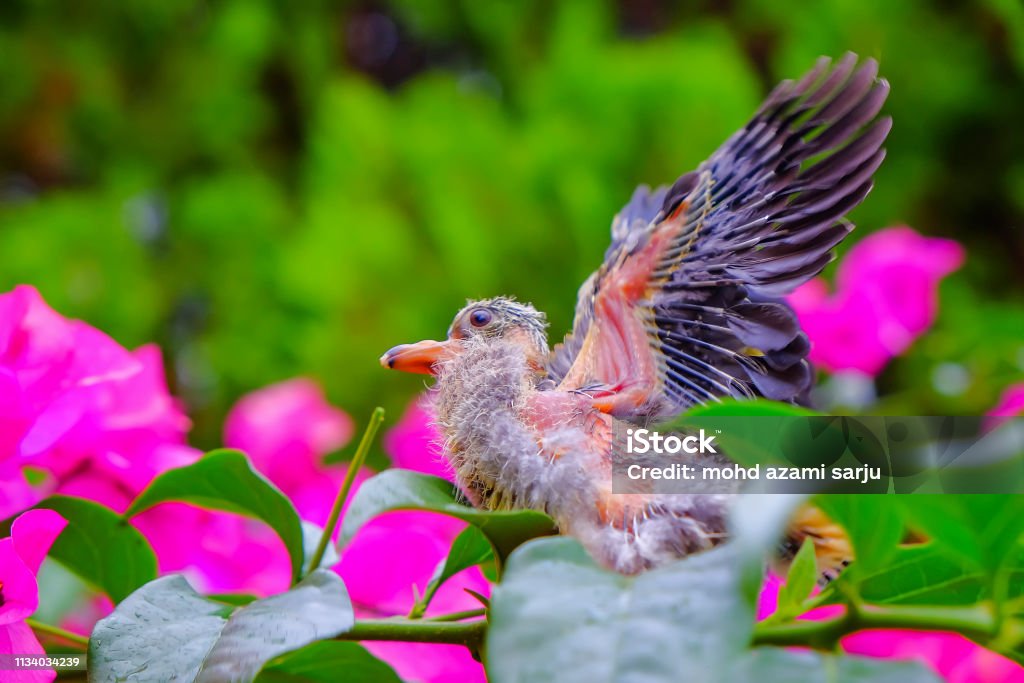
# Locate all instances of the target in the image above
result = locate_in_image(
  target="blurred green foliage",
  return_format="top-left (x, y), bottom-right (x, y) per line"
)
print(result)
top-left (2, 0), bottom-right (1023, 447)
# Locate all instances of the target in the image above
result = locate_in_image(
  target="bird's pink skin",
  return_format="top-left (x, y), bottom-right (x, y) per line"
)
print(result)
top-left (517, 391), bottom-right (648, 529)
top-left (558, 199), bottom-right (692, 415)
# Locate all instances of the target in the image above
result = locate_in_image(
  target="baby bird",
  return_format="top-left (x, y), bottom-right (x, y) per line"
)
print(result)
top-left (382, 54), bottom-right (888, 578)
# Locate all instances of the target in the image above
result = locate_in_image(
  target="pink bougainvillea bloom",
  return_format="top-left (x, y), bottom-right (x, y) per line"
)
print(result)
top-left (383, 400), bottom-right (453, 482)
top-left (0, 286), bottom-right (279, 616)
top-left (835, 227), bottom-right (964, 334)
top-left (132, 502), bottom-right (294, 597)
top-left (788, 281), bottom-right (894, 377)
top-left (758, 573), bottom-right (1024, 682)
top-left (363, 640), bottom-right (487, 683)
top-left (756, 572), bottom-right (783, 620)
top-left (225, 377), bottom-right (353, 482)
top-left (337, 510), bottom-right (488, 616)
top-left (0, 285), bottom-right (210, 638)
top-left (225, 378), bottom-right (354, 522)
top-left (0, 509), bottom-right (68, 683)
top-left (37, 344), bottom-right (195, 511)
top-left (0, 285), bottom-right (147, 460)
top-left (986, 383), bottom-right (1024, 430)
top-left (843, 630), bottom-right (1024, 683)
top-left (0, 464), bottom-right (38, 521)
top-left (788, 227), bottom-right (965, 376)
top-left (0, 285), bottom-right (196, 514)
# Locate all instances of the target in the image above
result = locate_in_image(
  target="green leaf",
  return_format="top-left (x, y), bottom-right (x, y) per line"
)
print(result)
top-left (487, 536), bottom-right (752, 682)
top-left (89, 570), bottom-right (354, 682)
top-left (1, 496), bottom-right (157, 604)
top-left (412, 525), bottom-right (495, 617)
top-left (816, 495), bottom-right (905, 575)
top-left (89, 575), bottom-right (231, 682)
top-left (435, 525), bottom-right (495, 586)
top-left (339, 469), bottom-right (555, 564)
top-left (682, 398), bottom-right (820, 418)
top-left (731, 647), bottom-right (941, 682)
top-left (832, 544), bottom-right (986, 606)
top-left (124, 449), bottom-right (306, 583)
top-left (660, 402), bottom-right (822, 473)
top-left (256, 642), bottom-right (402, 683)
top-left (771, 538), bottom-right (818, 622)
top-left (488, 536), bottom-right (940, 682)
top-left (899, 496), bottom-right (1024, 573)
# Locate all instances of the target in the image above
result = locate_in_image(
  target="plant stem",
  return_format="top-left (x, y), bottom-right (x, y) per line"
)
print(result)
top-left (408, 582), bottom-right (438, 619)
top-left (338, 618), bottom-right (486, 649)
top-left (307, 407), bottom-right (385, 577)
top-left (26, 618), bottom-right (89, 648)
top-left (426, 608), bottom-right (487, 622)
top-left (752, 603), bottom-right (996, 650)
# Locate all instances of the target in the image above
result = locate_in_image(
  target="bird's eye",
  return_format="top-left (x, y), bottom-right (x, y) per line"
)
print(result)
top-left (469, 308), bottom-right (492, 327)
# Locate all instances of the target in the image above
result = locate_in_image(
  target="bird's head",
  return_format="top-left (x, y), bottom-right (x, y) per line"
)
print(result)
top-left (380, 297), bottom-right (549, 376)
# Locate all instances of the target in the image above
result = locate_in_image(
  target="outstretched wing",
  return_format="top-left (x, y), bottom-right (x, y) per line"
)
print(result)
top-left (547, 53), bottom-right (890, 417)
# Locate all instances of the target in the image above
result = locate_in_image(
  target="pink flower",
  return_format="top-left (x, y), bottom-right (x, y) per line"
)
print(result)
top-left (338, 511), bottom-right (488, 616)
top-left (133, 503), bottom-right (293, 597)
top-left (986, 384), bottom-right (1024, 430)
top-left (0, 287), bottom-right (273, 617)
top-left (0, 285), bottom-right (196, 513)
top-left (384, 400), bottom-right (453, 482)
top-left (0, 509), bottom-right (68, 683)
top-left (789, 227), bottom-right (964, 376)
top-left (363, 640), bottom-right (486, 683)
top-left (0, 465), bottom-right (38, 521)
top-left (844, 630), bottom-right (1024, 683)
top-left (39, 346), bottom-right (196, 510)
top-left (1, 285), bottom-right (134, 460)
top-left (225, 378), bottom-right (353, 522)
top-left (758, 574), bottom-right (1024, 682)
top-left (0, 286), bottom-right (208, 637)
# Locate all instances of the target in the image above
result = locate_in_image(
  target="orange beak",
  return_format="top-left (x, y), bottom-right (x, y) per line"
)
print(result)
top-left (380, 339), bottom-right (454, 375)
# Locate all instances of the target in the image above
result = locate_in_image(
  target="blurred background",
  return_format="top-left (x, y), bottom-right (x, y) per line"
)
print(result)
top-left (2, 0), bottom-right (1023, 452)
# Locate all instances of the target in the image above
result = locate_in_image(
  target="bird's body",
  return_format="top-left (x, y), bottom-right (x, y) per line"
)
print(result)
top-left (432, 334), bottom-right (735, 573)
top-left (383, 54), bottom-right (889, 579)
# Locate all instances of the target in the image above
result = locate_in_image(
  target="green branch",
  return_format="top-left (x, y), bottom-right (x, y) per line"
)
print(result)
top-left (337, 617), bottom-right (486, 649)
top-left (26, 618), bottom-right (90, 649)
top-left (752, 603), bottom-right (996, 650)
top-left (307, 407), bottom-right (385, 576)
top-left (427, 608), bottom-right (487, 622)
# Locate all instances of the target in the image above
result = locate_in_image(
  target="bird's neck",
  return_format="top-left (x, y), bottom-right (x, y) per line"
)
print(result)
top-left (432, 338), bottom-right (541, 510)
